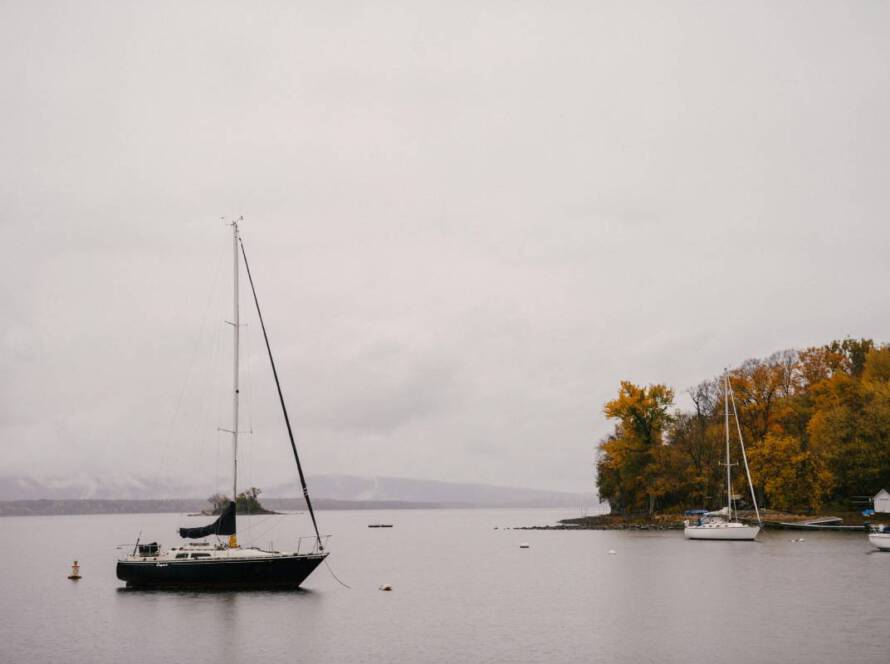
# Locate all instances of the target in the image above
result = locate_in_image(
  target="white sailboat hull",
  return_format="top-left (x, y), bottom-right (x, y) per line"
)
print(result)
top-left (869, 533), bottom-right (890, 550)
top-left (684, 523), bottom-right (760, 540)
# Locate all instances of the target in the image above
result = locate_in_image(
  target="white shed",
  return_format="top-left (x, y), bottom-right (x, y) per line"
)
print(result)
top-left (874, 490), bottom-right (890, 513)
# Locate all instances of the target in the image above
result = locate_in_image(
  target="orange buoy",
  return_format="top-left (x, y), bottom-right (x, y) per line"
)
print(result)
top-left (68, 560), bottom-right (81, 580)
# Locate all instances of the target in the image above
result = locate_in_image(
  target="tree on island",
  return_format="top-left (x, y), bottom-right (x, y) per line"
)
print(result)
top-left (206, 487), bottom-right (274, 515)
top-left (207, 492), bottom-right (229, 515)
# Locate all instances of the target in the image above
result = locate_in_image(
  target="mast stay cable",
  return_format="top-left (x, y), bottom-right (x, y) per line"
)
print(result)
top-left (238, 237), bottom-right (325, 551)
top-left (727, 378), bottom-right (762, 525)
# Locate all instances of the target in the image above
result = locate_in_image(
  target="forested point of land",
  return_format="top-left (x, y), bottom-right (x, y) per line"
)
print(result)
top-left (596, 338), bottom-right (890, 514)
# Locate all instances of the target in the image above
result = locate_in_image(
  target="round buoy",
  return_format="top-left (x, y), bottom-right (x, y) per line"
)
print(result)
top-left (378, 584), bottom-right (392, 591)
top-left (608, 549), bottom-right (617, 555)
top-left (68, 560), bottom-right (81, 580)
top-left (519, 543), bottom-right (530, 548)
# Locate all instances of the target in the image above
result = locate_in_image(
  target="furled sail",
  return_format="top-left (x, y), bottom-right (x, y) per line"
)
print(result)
top-left (178, 501), bottom-right (236, 539)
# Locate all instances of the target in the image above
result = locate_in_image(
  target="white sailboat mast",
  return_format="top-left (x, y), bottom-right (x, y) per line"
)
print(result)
top-left (725, 375), bottom-right (732, 517)
top-left (232, 219), bottom-right (241, 506)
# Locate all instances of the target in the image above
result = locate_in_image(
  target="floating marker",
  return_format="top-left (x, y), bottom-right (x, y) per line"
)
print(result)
top-left (608, 549), bottom-right (617, 555)
top-left (378, 584), bottom-right (392, 591)
top-left (519, 543), bottom-right (530, 549)
top-left (68, 560), bottom-right (81, 580)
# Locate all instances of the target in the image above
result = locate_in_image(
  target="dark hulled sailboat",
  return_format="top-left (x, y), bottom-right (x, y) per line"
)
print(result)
top-left (117, 219), bottom-right (328, 588)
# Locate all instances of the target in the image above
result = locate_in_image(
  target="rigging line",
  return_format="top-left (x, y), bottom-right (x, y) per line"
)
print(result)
top-left (728, 378), bottom-right (762, 525)
top-left (214, 427), bottom-right (221, 500)
top-left (158, 241), bottom-right (225, 470)
top-left (206, 296), bottom-right (228, 498)
top-left (324, 558), bottom-right (351, 589)
top-left (246, 514), bottom-right (286, 544)
top-left (238, 237), bottom-right (325, 551)
top-left (144, 232), bottom-right (225, 536)
top-left (244, 307), bottom-right (256, 436)
top-left (243, 314), bottom-right (256, 538)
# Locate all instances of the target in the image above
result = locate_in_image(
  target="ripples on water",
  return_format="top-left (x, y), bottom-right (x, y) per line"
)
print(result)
top-left (1, 509), bottom-right (887, 663)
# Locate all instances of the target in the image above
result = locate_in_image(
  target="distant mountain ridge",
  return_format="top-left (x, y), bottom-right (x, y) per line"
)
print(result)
top-left (298, 474), bottom-right (593, 507)
top-left (0, 474), bottom-right (595, 508)
top-left (0, 498), bottom-right (459, 517)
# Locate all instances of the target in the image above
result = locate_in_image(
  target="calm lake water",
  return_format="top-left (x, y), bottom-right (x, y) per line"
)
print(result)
top-left (1, 508), bottom-right (887, 663)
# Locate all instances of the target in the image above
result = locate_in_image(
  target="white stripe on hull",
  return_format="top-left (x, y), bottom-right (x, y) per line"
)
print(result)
top-left (684, 524), bottom-right (760, 540)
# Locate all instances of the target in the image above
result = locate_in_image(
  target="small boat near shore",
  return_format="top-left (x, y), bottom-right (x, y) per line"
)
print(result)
top-left (869, 524), bottom-right (890, 550)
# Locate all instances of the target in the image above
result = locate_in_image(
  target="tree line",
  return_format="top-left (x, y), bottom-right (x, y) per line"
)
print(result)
top-left (596, 339), bottom-right (890, 514)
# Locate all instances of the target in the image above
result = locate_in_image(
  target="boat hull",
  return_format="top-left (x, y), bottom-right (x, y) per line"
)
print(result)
top-left (684, 524), bottom-right (760, 540)
top-left (869, 533), bottom-right (890, 551)
top-left (116, 553), bottom-right (327, 589)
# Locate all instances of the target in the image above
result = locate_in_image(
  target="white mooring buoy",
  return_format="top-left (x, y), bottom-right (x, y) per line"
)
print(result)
top-left (378, 584), bottom-right (392, 591)
top-left (68, 560), bottom-right (81, 580)
top-left (608, 549), bottom-right (617, 555)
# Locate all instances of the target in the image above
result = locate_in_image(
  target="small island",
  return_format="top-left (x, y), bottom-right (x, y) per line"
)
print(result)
top-left (201, 487), bottom-right (277, 515)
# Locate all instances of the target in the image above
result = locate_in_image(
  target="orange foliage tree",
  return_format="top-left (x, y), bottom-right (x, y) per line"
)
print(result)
top-left (596, 339), bottom-right (890, 514)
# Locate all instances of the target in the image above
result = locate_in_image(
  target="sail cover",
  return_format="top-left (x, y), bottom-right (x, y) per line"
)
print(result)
top-left (178, 501), bottom-right (236, 539)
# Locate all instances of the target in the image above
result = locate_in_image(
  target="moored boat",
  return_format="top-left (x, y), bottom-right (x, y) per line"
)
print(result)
top-left (117, 219), bottom-right (329, 588)
top-left (684, 520), bottom-right (760, 540)
top-left (684, 374), bottom-right (762, 542)
top-left (868, 524), bottom-right (890, 551)
top-left (117, 541), bottom-right (327, 589)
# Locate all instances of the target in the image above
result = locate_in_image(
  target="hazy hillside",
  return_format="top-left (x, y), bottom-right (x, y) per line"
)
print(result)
top-left (299, 474), bottom-right (593, 507)
top-left (0, 474), bottom-right (595, 508)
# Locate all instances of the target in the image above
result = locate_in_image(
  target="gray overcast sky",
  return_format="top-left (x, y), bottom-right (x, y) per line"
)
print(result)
top-left (2, 1), bottom-right (889, 495)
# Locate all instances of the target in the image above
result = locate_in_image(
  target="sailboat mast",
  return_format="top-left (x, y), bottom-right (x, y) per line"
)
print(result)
top-left (725, 374), bottom-right (732, 517)
top-left (232, 219), bottom-right (241, 512)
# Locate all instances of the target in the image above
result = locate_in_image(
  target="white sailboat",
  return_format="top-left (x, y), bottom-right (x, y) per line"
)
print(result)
top-left (684, 375), bottom-right (762, 541)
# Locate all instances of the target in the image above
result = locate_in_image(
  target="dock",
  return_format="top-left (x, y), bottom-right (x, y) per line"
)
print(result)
top-left (766, 517), bottom-right (866, 532)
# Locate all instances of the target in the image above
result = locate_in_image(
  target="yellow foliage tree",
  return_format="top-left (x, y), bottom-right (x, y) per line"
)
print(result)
top-left (597, 382), bottom-right (674, 514)
top-left (746, 434), bottom-right (833, 512)
top-left (596, 339), bottom-right (890, 514)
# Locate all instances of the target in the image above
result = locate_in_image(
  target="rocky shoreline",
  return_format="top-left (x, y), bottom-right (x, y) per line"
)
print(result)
top-left (517, 514), bottom-right (685, 531)
top-left (519, 510), bottom-right (873, 531)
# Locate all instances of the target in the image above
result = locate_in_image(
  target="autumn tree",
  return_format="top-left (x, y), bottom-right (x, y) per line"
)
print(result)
top-left (668, 380), bottom-right (723, 508)
top-left (236, 487), bottom-right (269, 514)
top-left (809, 349), bottom-right (890, 500)
top-left (746, 433), bottom-right (832, 512)
top-left (207, 492), bottom-right (230, 515)
top-left (595, 338), bottom-right (890, 514)
top-left (596, 382), bottom-right (674, 514)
